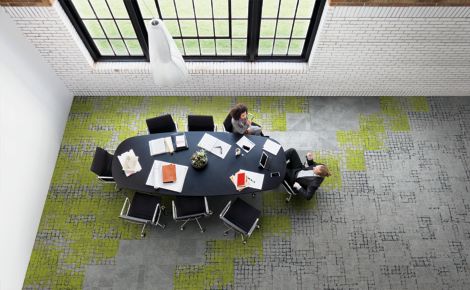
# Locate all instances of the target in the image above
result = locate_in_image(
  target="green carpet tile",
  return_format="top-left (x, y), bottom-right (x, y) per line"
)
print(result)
top-left (23, 96), bottom-right (470, 289)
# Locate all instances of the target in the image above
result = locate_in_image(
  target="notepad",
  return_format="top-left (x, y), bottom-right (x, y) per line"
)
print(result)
top-left (149, 137), bottom-right (174, 156)
top-left (237, 172), bottom-right (246, 187)
top-left (162, 163), bottom-right (176, 183)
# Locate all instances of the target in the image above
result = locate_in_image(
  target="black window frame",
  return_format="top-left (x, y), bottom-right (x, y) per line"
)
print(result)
top-left (59, 0), bottom-right (326, 62)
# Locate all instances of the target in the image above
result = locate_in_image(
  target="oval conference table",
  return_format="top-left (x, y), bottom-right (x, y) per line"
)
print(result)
top-left (112, 132), bottom-right (286, 196)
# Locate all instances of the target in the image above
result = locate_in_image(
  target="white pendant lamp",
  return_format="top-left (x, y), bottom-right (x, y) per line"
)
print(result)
top-left (147, 19), bottom-right (188, 87)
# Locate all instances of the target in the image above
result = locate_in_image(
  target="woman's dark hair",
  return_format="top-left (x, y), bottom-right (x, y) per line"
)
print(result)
top-left (230, 103), bottom-right (248, 120)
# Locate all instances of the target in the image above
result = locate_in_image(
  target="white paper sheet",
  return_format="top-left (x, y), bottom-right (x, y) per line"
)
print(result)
top-left (145, 160), bottom-right (188, 193)
top-left (236, 136), bottom-right (256, 153)
top-left (197, 133), bottom-right (231, 159)
top-left (263, 139), bottom-right (281, 155)
top-left (117, 149), bottom-right (142, 177)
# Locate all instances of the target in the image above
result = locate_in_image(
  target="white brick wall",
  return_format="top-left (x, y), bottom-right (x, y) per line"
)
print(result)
top-left (3, 1), bottom-right (470, 96)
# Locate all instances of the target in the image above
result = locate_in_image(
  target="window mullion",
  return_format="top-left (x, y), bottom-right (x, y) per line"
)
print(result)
top-left (124, 0), bottom-right (150, 61)
top-left (247, 0), bottom-right (263, 62)
top-left (302, 0), bottom-right (326, 61)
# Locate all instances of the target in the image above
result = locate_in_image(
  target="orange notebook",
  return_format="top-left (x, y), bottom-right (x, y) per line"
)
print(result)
top-left (236, 172), bottom-right (246, 187)
top-left (162, 164), bottom-right (177, 183)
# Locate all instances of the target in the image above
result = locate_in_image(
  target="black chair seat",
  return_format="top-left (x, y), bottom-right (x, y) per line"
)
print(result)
top-left (90, 147), bottom-right (113, 177)
top-left (174, 196), bottom-right (206, 217)
top-left (128, 193), bottom-right (162, 220)
top-left (224, 198), bottom-right (260, 233)
top-left (188, 115), bottom-right (215, 131)
top-left (146, 114), bottom-right (177, 134)
top-left (223, 113), bottom-right (233, 132)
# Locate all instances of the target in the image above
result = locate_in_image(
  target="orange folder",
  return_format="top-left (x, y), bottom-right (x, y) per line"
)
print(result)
top-left (162, 163), bottom-right (177, 183)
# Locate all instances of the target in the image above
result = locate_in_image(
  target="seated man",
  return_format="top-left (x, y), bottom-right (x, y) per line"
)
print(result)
top-left (284, 148), bottom-right (331, 200)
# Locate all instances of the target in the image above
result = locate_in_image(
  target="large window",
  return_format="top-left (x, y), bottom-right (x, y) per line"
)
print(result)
top-left (60, 0), bottom-right (325, 62)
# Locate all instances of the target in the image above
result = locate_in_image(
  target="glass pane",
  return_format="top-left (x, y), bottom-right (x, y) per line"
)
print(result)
top-left (214, 20), bottom-right (229, 36)
top-left (258, 39), bottom-right (274, 55)
top-left (89, 0), bottom-right (112, 18)
top-left (260, 20), bottom-right (276, 37)
top-left (273, 39), bottom-right (288, 55)
top-left (262, 0), bottom-right (280, 18)
top-left (94, 39), bottom-right (114, 55)
top-left (110, 39), bottom-right (128, 55)
top-left (197, 20), bottom-right (213, 37)
top-left (288, 39), bottom-right (304, 55)
top-left (183, 39), bottom-right (200, 55)
top-left (159, 0), bottom-right (176, 18)
top-left (175, 0), bottom-right (194, 18)
top-left (232, 0), bottom-right (248, 18)
top-left (165, 20), bottom-right (181, 37)
top-left (213, 0), bottom-right (228, 18)
top-left (116, 20), bottom-right (136, 38)
top-left (174, 39), bottom-right (185, 54)
top-left (83, 20), bottom-right (105, 38)
top-left (292, 20), bottom-right (309, 37)
top-left (276, 20), bottom-right (294, 38)
top-left (200, 39), bottom-right (215, 55)
top-left (232, 20), bottom-right (247, 38)
top-left (194, 0), bottom-right (211, 18)
top-left (125, 39), bottom-right (144, 55)
top-left (107, 0), bottom-right (128, 18)
top-left (297, 0), bottom-right (315, 18)
top-left (216, 39), bottom-right (230, 55)
top-left (72, 0), bottom-right (94, 18)
top-left (138, 0), bottom-right (159, 18)
top-left (180, 20), bottom-right (197, 37)
top-left (232, 39), bottom-right (246, 55)
top-left (101, 20), bottom-right (120, 38)
top-left (279, 0), bottom-right (297, 18)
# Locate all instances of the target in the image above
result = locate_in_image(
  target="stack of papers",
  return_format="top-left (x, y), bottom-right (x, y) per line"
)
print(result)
top-left (236, 136), bottom-right (255, 153)
top-left (146, 160), bottom-right (188, 193)
top-left (263, 139), bottom-right (281, 155)
top-left (149, 137), bottom-right (174, 156)
top-left (117, 149), bottom-right (142, 177)
top-left (197, 133), bottom-right (231, 159)
top-left (229, 169), bottom-right (265, 191)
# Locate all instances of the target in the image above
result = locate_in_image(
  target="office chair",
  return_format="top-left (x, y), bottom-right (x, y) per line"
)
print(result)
top-left (222, 113), bottom-right (233, 132)
top-left (282, 180), bottom-right (296, 203)
top-left (172, 196), bottom-right (212, 233)
top-left (120, 192), bottom-right (166, 238)
top-left (187, 115), bottom-right (217, 131)
top-left (220, 198), bottom-right (260, 244)
top-left (146, 114), bottom-right (178, 134)
top-left (90, 147), bottom-right (115, 183)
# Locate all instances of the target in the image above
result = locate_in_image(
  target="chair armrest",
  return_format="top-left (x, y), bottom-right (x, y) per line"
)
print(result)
top-left (214, 124), bottom-right (218, 132)
top-left (219, 201), bottom-right (232, 218)
top-left (98, 176), bottom-right (114, 180)
top-left (152, 203), bottom-right (161, 224)
top-left (172, 200), bottom-right (177, 220)
top-left (247, 218), bottom-right (260, 237)
top-left (282, 180), bottom-right (295, 195)
top-left (203, 197), bottom-right (211, 215)
top-left (120, 197), bottom-right (131, 216)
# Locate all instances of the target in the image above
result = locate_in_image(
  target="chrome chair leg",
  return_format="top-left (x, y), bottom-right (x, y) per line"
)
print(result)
top-left (195, 218), bottom-right (205, 233)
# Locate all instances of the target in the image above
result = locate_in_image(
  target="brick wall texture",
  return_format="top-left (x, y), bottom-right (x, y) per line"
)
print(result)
top-left (2, 1), bottom-right (470, 96)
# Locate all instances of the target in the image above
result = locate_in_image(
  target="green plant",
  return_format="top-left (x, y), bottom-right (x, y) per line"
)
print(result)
top-left (191, 149), bottom-right (208, 169)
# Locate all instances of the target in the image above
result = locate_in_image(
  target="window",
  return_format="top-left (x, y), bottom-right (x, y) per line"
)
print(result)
top-left (60, 0), bottom-right (325, 62)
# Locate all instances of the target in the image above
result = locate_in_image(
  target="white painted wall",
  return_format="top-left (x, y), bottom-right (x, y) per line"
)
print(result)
top-left (3, 2), bottom-right (470, 97)
top-left (0, 9), bottom-right (73, 290)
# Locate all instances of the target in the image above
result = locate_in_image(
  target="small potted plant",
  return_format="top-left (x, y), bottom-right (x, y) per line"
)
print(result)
top-left (191, 149), bottom-right (208, 170)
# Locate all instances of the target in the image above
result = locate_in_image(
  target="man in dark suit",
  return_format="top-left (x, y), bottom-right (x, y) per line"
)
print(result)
top-left (284, 148), bottom-right (331, 200)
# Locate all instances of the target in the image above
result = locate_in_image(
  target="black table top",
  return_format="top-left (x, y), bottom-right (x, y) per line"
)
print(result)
top-left (112, 132), bottom-right (286, 196)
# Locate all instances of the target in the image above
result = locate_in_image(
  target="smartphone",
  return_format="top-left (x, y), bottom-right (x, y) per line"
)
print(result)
top-left (270, 172), bottom-right (280, 177)
top-left (242, 145), bottom-right (251, 151)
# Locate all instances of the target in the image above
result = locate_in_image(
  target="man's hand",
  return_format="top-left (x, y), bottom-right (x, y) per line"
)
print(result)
top-left (306, 152), bottom-right (314, 161)
top-left (293, 182), bottom-right (302, 190)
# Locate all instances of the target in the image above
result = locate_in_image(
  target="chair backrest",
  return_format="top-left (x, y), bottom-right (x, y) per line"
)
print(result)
top-left (223, 113), bottom-right (233, 132)
top-left (90, 147), bottom-right (113, 176)
top-left (187, 115), bottom-right (215, 131)
top-left (146, 114), bottom-right (177, 134)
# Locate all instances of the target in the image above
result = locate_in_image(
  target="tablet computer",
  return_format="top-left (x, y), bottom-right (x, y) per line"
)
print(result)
top-left (259, 151), bottom-right (269, 169)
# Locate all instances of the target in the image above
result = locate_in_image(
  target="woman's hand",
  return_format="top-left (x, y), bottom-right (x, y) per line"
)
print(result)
top-left (246, 119), bottom-right (252, 126)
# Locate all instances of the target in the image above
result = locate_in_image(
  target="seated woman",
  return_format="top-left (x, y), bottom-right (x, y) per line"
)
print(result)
top-left (284, 148), bottom-right (331, 200)
top-left (229, 103), bottom-right (262, 135)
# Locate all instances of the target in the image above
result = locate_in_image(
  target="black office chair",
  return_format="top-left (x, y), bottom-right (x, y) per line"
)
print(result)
top-left (223, 113), bottom-right (233, 132)
top-left (282, 180), bottom-right (296, 203)
top-left (146, 114), bottom-right (178, 134)
top-left (220, 198), bottom-right (260, 244)
top-left (90, 147), bottom-right (115, 183)
top-left (120, 192), bottom-right (166, 238)
top-left (187, 115), bottom-right (217, 131)
top-left (172, 196), bottom-right (212, 233)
